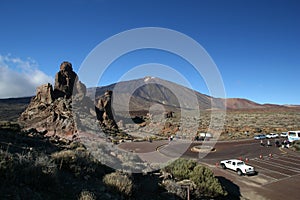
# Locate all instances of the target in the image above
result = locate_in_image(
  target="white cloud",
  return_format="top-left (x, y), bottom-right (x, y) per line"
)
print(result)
top-left (0, 55), bottom-right (53, 98)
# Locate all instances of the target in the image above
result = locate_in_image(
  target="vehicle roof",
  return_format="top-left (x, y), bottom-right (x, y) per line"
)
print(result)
top-left (225, 159), bottom-right (244, 162)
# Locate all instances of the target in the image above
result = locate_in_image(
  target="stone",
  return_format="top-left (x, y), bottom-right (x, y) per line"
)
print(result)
top-left (96, 90), bottom-right (118, 129)
top-left (74, 80), bottom-right (86, 101)
top-left (19, 61), bottom-right (124, 141)
top-left (53, 61), bottom-right (79, 99)
top-left (19, 61), bottom-right (98, 138)
top-left (34, 83), bottom-right (53, 104)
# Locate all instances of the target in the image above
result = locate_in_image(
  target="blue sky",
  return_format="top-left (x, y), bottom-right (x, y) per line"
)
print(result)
top-left (0, 0), bottom-right (299, 105)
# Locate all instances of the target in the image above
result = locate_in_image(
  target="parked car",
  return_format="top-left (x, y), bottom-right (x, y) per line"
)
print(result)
top-left (220, 159), bottom-right (256, 176)
top-left (280, 132), bottom-right (288, 137)
top-left (254, 134), bottom-right (266, 140)
top-left (287, 131), bottom-right (300, 143)
top-left (266, 133), bottom-right (279, 139)
top-left (194, 133), bottom-right (213, 141)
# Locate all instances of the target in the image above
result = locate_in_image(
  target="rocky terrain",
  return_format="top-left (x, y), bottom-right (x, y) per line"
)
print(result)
top-left (0, 62), bottom-right (232, 199)
top-left (86, 77), bottom-right (300, 140)
top-left (1, 75), bottom-right (300, 141)
top-left (1, 61), bottom-right (300, 199)
top-left (18, 61), bottom-right (121, 140)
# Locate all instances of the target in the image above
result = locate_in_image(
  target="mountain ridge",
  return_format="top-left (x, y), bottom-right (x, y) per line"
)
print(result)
top-left (1, 77), bottom-right (299, 122)
top-left (86, 77), bottom-right (295, 111)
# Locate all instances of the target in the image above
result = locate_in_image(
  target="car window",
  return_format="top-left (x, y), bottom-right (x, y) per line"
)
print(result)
top-left (237, 162), bottom-right (244, 166)
top-left (232, 162), bottom-right (235, 165)
top-left (289, 132), bottom-right (296, 137)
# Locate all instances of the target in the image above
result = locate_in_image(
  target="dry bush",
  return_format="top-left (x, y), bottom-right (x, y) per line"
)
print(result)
top-left (78, 190), bottom-right (96, 200)
top-left (51, 149), bottom-right (101, 177)
top-left (103, 171), bottom-right (133, 196)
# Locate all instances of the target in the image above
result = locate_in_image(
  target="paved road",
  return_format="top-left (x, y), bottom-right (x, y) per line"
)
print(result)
top-left (119, 138), bottom-right (300, 200)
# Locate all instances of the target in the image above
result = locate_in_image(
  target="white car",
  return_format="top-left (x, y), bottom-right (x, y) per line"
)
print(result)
top-left (266, 133), bottom-right (279, 139)
top-left (280, 132), bottom-right (288, 137)
top-left (220, 159), bottom-right (256, 176)
top-left (254, 134), bottom-right (266, 140)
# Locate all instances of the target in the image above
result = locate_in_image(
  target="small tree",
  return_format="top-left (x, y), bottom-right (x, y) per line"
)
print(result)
top-left (190, 165), bottom-right (227, 197)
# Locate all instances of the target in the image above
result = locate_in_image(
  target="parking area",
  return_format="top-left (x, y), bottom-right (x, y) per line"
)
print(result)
top-left (119, 138), bottom-right (299, 199)
top-left (249, 153), bottom-right (300, 180)
top-left (204, 143), bottom-right (300, 200)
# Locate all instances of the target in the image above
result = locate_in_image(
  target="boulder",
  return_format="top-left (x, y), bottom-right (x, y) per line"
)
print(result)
top-left (96, 90), bottom-right (118, 129)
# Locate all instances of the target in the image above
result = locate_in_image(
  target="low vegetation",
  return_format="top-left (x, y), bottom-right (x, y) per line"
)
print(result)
top-left (103, 171), bottom-right (133, 196)
top-left (78, 190), bottom-right (96, 200)
top-left (162, 158), bottom-right (228, 199)
top-left (0, 123), bottom-right (242, 199)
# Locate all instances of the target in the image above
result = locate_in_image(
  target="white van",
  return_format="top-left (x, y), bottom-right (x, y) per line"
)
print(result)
top-left (287, 131), bottom-right (300, 143)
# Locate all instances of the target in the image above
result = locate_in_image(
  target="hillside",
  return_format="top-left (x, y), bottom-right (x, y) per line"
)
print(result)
top-left (88, 77), bottom-right (212, 112)
top-left (87, 77), bottom-right (295, 112)
top-left (1, 77), bottom-right (299, 122)
top-left (0, 97), bottom-right (32, 121)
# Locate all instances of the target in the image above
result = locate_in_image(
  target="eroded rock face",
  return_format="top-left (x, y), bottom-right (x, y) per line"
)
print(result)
top-left (35, 83), bottom-right (54, 105)
top-left (96, 90), bottom-right (118, 130)
top-left (53, 61), bottom-right (86, 100)
top-left (19, 61), bottom-right (103, 138)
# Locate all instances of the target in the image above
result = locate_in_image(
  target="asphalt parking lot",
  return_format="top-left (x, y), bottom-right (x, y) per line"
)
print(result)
top-left (211, 150), bottom-right (300, 200)
top-left (186, 139), bottom-right (300, 200)
top-left (119, 138), bottom-right (300, 200)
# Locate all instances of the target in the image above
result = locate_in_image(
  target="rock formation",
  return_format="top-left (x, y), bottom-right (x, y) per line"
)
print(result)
top-left (53, 61), bottom-right (86, 100)
top-left (19, 61), bottom-right (118, 139)
top-left (95, 90), bottom-right (118, 130)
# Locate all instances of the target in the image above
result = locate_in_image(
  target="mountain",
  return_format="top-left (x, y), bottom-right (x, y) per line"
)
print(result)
top-left (225, 98), bottom-right (265, 110)
top-left (87, 77), bottom-right (213, 113)
top-left (87, 77), bottom-right (287, 113)
top-left (1, 77), bottom-right (298, 122)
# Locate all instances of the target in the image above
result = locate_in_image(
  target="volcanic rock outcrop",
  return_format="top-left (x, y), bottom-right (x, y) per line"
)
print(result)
top-left (19, 61), bottom-right (118, 138)
top-left (53, 61), bottom-right (86, 100)
top-left (96, 90), bottom-right (118, 129)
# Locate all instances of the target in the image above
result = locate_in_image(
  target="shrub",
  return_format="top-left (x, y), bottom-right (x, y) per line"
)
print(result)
top-left (162, 179), bottom-right (187, 199)
top-left (78, 190), bottom-right (96, 200)
top-left (162, 158), bottom-right (227, 198)
top-left (163, 158), bottom-right (197, 180)
top-left (51, 149), bottom-right (100, 177)
top-left (190, 165), bottom-right (227, 197)
top-left (103, 171), bottom-right (133, 196)
top-left (0, 150), bottom-right (57, 192)
top-left (0, 149), bottom-right (14, 179)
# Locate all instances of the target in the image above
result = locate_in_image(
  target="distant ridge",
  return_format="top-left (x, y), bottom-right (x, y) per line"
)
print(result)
top-left (1, 77), bottom-right (299, 122)
top-left (0, 96), bottom-right (32, 104)
top-left (0, 97), bottom-right (32, 121)
top-left (86, 77), bottom-right (297, 111)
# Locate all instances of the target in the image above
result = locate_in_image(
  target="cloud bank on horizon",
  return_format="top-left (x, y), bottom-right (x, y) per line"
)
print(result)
top-left (0, 55), bottom-right (53, 98)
